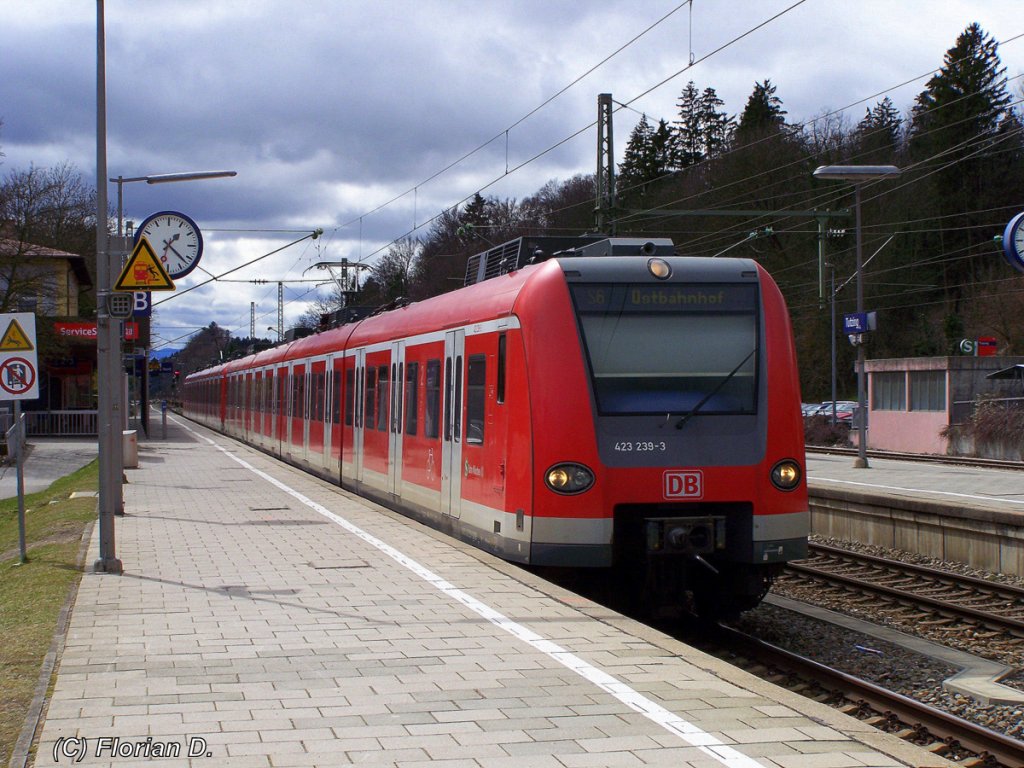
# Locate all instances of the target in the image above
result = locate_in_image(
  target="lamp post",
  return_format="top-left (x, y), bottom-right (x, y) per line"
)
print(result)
top-left (109, 170), bottom-right (236, 439)
top-left (813, 165), bottom-right (901, 468)
top-left (111, 171), bottom-right (237, 236)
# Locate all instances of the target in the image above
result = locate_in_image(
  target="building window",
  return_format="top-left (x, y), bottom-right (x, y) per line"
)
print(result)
top-left (872, 371), bottom-right (906, 411)
top-left (910, 370), bottom-right (946, 411)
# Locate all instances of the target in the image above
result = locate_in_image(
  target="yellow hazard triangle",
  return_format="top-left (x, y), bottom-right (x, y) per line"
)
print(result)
top-left (114, 237), bottom-right (176, 291)
top-left (0, 319), bottom-right (34, 351)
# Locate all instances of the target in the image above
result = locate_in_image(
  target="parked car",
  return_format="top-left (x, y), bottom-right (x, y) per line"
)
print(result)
top-left (804, 401), bottom-right (857, 421)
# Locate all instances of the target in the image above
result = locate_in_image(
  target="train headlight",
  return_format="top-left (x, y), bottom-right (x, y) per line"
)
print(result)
top-left (648, 258), bottom-right (672, 280)
top-left (545, 463), bottom-right (595, 495)
top-left (770, 459), bottom-right (802, 491)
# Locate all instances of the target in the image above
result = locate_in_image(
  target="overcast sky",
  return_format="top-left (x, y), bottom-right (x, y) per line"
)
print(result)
top-left (2, 1), bottom-right (1022, 350)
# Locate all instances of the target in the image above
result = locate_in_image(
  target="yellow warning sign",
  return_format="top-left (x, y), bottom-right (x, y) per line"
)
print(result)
top-left (0, 319), bottom-right (34, 351)
top-left (114, 237), bottom-right (176, 291)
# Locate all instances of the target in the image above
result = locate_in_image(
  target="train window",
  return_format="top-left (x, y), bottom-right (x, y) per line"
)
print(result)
top-left (571, 283), bottom-right (759, 416)
top-left (496, 334), bottom-right (506, 404)
top-left (316, 372), bottom-right (326, 422)
top-left (332, 369), bottom-right (342, 424)
top-left (394, 363), bottom-right (403, 434)
top-left (425, 360), bottom-right (440, 439)
top-left (344, 369), bottom-right (355, 426)
top-left (377, 365), bottom-right (389, 431)
top-left (404, 362), bottom-right (418, 436)
top-left (443, 359), bottom-right (452, 441)
top-left (365, 367), bottom-right (376, 428)
top-left (454, 356), bottom-right (463, 444)
top-left (466, 355), bottom-right (485, 445)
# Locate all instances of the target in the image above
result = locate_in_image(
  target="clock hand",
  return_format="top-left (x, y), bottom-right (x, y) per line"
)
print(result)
top-left (161, 233), bottom-right (184, 261)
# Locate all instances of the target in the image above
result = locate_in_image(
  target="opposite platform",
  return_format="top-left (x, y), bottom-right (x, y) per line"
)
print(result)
top-left (33, 416), bottom-right (955, 767)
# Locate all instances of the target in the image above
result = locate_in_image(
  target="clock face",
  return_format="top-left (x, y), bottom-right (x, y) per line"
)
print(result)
top-left (1003, 212), bottom-right (1024, 274)
top-left (135, 211), bottom-right (204, 279)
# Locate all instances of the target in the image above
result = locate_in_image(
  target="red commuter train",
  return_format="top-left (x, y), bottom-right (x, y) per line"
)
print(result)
top-left (183, 236), bottom-right (808, 614)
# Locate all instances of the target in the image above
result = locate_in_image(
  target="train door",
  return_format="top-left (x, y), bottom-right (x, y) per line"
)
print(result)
top-left (441, 329), bottom-right (464, 518)
top-left (388, 341), bottom-right (405, 495)
top-left (308, 359), bottom-right (326, 465)
top-left (353, 348), bottom-right (366, 483)
top-left (324, 355), bottom-right (335, 464)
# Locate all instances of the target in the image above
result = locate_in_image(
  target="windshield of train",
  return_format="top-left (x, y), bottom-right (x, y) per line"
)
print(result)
top-left (570, 283), bottom-right (759, 416)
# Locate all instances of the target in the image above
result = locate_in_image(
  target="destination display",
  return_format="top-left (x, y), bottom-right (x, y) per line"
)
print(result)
top-left (572, 283), bottom-right (757, 313)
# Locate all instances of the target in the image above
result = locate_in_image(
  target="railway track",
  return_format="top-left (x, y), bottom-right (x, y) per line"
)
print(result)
top-left (707, 623), bottom-right (1024, 768)
top-left (781, 542), bottom-right (1024, 641)
top-left (807, 445), bottom-right (1024, 471)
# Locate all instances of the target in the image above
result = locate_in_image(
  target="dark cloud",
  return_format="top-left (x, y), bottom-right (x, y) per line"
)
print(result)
top-left (2, 0), bottom-right (1021, 345)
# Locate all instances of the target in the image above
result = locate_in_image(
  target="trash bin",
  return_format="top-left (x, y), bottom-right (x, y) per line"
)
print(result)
top-left (122, 430), bottom-right (138, 468)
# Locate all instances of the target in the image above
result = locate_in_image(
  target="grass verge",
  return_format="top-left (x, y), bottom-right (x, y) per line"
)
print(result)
top-left (0, 459), bottom-right (98, 767)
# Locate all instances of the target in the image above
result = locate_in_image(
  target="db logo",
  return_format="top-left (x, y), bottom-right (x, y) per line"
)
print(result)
top-left (664, 470), bottom-right (703, 499)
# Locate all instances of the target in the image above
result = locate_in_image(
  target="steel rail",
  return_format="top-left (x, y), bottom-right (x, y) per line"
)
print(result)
top-left (713, 624), bottom-right (1024, 768)
top-left (808, 542), bottom-right (1024, 602)
top-left (785, 559), bottom-right (1024, 636)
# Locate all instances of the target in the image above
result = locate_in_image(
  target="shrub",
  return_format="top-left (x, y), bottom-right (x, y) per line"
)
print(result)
top-left (804, 415), bottom-right (852, 447)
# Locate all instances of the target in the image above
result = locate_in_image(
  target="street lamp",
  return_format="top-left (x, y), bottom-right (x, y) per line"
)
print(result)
top-left (108, 169), bottom-right (236, 440)
top-left (111, 170), bottom-right (237, 235)
top-left (813, 165), bottom-right (901, 468)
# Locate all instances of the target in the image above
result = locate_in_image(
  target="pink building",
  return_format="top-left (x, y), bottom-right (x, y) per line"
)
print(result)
top-left (864, 356), bottom-right (1024, 455)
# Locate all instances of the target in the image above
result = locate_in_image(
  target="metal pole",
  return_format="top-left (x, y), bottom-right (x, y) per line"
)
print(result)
top-left (95, 0), bottom-right (122, 573)
top-left (854, 185), bottom-right (869, 468)
top-left (14, 402), bottom-right (27, 564)
top-left (830, 264), bottom-right (837, 426)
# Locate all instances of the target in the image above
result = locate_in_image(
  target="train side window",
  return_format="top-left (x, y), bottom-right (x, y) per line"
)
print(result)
top-left (332, 369), bottom-right (342, 424)
top-left (365, 367), bottom-right (376, 428)
top-left (313, 372), bottom-right (323, 422)
top-left (497, 334), bottom-right (506, 404)
top-left (343, 369), bottom-right (354, 426)
top-left (404, 362), bottom-right (418, 436)
top-left (466, 354), bottom-right (485, 445)
top-left (356, 366), bottom-right (363, 427)
top-left (425, 360), bottom-right (440, 439)
top-left (453, 356), bottom-right (463, 444)
top-left (443, 358), bottom-right (452, 442)
top-left (377, 365), bottom-right (389, 431)
top-left (394, 362), bottom-right (403, 434)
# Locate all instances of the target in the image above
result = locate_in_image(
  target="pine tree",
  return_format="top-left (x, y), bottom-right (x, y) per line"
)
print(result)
top-left (699, 86), bottom-right (733, 159)
top-left (673, 82), bottom-right (703, 168)
top-left (672, 82), bottom-right (733, 168)
top-left (734, 79), bottom-right (788, 145)
top-left (855, 97), bottom-right (902, 163)
top-left (617, 115), bottom-right (658, 200)
top-left (908, 23), bottom-right (1015, 301)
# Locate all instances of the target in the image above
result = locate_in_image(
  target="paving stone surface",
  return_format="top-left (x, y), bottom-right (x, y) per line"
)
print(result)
top-left (32, 418), bottom-right (954, 767)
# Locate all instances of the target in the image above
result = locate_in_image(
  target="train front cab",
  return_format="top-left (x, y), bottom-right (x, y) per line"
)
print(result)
top-left (517, 256), bottom-right (808, 613)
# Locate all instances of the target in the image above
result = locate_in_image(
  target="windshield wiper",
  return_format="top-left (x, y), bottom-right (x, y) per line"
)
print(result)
top-left (675, 348), bottom-right (756, 430)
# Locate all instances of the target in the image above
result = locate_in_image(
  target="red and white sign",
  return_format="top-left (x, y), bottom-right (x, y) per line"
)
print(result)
top-left (0, 356), bottom-right (36, 396)
top-left (55, 321), bottom-right (139, 341)
top-left (0, 313), bottom-right (39, 401)
top-left (663, 470), bottom-right (703, 499)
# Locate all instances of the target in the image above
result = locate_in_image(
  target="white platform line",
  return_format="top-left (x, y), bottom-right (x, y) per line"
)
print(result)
top-left (816, 477), bottom-right (1024, 506)
top-left (177, 419), bottom-right (765, 768)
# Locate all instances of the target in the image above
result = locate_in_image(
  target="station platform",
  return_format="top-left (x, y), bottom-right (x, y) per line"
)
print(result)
top-left (33, 417), bottom-right (955, 768)
top-left (806, 451), bottom-right (1024, 517)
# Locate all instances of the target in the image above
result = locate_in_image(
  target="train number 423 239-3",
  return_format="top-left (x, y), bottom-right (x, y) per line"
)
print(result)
top-left (613, 441), bottom-right (667, 452)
